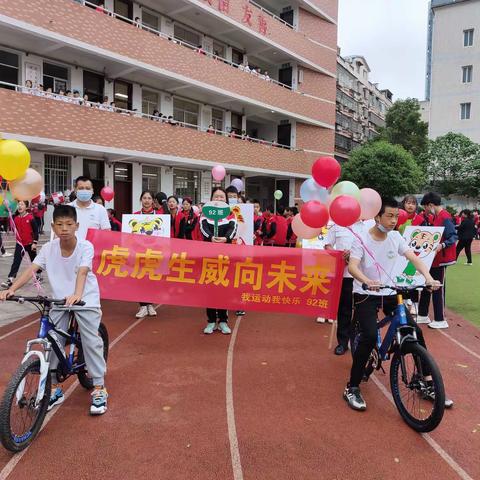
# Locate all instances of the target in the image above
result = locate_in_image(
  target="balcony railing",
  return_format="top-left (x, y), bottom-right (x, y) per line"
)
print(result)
top-left (0, 81), bottom-right (297, 151)
top-left (249, 1), bottom-right (294, 29)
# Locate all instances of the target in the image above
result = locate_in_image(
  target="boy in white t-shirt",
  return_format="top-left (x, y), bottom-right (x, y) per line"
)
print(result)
top-left (0, 205), bottom-right (108, 415)
top-left (344, 198), bottom-right (447, 412)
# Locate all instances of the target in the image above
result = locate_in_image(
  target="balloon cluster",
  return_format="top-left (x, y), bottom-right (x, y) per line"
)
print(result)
top-left (211, 165), bottom-right (245, 193)
top-left (293, 157), bottom-right (382, 239)
top-left (0, 139), bottom-right (44, 203)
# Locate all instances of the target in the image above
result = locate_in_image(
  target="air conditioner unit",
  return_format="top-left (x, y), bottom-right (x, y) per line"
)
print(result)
top-left (298, 68), bottom-right (304, 84)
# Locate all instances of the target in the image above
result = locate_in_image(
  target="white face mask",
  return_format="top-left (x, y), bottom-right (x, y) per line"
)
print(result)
top-left (228, 198), bottom-right (238, 205)
top-left (376, 223), bottom-right (390, 233)
top-left (76, 189), bottom-right (93, 202)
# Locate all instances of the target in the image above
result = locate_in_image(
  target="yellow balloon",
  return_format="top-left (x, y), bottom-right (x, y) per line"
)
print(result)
top-left (0, 140), bottom-right (31, 181)
top-left (0, 193), bottom-right (3, 205)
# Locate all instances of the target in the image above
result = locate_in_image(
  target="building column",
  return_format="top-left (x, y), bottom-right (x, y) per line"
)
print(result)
top-left (132, 84), bottom-right (142, 112)
top-left (104, 161), bottom-right (115, 209)
top-left (289, 179), bottom-right (295, 206)
top-left (71, 156), bottom-right (83, 187)
top-left (201, 105), bottom-right (212, 131)
top-left (104, 80), bottom-right (114, 104)
top-left (290, 119), bottom-right (297, 148)
top-left (224, 111), bottom-right (232, 132)
top-left (200, 171), bottom-right (213, 202)
top-left (131, 163), bottom-right (142, 212)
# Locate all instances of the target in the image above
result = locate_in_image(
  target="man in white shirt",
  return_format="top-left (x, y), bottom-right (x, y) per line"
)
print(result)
top-left (325, 219), bottom-right (374, 355)
top-left (69, 176), bottom-right (111, 240)
top-left (344, 198), bottom-right (441, 412)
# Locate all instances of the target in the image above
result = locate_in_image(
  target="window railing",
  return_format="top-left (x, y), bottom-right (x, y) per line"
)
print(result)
top-left (1, 80), bottom-right (298, 151)
top-left (249, 1), bottom-right (294, 29)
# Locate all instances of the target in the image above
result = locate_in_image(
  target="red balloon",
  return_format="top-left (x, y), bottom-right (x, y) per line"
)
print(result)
top-left (329, 195), bottom-right (361, 227)
top-left (312, 156), bottom-right (341, 188)
top-left (101, 186), bottom-right (114, 202)
top-left (397, 208), bottom-right (408, 227)
top-left (300, 200), bottom-right (329, 228)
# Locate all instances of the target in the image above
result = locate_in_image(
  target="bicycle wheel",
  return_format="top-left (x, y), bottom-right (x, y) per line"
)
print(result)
top-left (0, 357), bottom-right (51, 452)
top-left (390, 342), bottom-right (445, 432)
top-left (77, 323), bottom-right (109, 390)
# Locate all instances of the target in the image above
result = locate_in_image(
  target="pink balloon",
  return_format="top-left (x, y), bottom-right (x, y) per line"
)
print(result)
top-left (312, 156), bottom-right (341, 188)
top-left (359, 188), bottom-right (382, 220)
top-left (9, 168), bottom-right (44, 201)
top-left (101, 186), bottom-right (115, 202)
top-left (230, 178), bottom-right (244, 191)
top-left (329, 195), bottom-right (361, 227)
top-left (212, 165), bottom-right (226, 182)
top-left (291, 213), bottom-right (323, 240)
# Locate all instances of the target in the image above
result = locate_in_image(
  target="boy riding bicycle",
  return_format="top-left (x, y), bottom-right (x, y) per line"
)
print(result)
top-left (344, 198), bottom-right (452, 411)
top-left (0, 205), bottom-right (108, 415)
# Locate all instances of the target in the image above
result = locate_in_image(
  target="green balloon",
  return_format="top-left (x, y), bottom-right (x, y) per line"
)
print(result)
top-left (274, 190), bottom-right (283, 200)
top-left (0, 191), bottom-right (18, 218)
top-left (330, 181), bottom-right (360, 201)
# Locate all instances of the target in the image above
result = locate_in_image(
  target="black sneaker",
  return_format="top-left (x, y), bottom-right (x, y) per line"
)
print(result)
top-left (236, 311), bottom-right (246, 316)
top-left (343, 386), bottom-right (366, 411)
top-left (1, 278), bottom-right (13, 289)
top-left (425, 384), bottom-right (454, 409)
top-left (334, 344), bottom-right (348, 356)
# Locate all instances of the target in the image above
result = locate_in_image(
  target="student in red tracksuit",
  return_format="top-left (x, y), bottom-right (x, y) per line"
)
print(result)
top-left (178, 197), bottom-right (200, 240)
top-left (398, 195), bottom-right (424, 234)
top-left (1, 201), bottom-right (39, 288)
top-left (417, 192), bottom-right (457, 329)
top-left (263, 205), bottom-right (287, 246)
top-left (262, 206), bottom-right (277, 246)
top-left (253, 200), bottom-right (263, 246)
top-left (285, 207), bottom-right (298, 247)
top-left (167, 195), bottom-right (182, 238)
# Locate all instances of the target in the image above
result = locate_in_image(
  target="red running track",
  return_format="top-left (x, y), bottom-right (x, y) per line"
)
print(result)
top-left (0, 301), bottom-right (479, 479)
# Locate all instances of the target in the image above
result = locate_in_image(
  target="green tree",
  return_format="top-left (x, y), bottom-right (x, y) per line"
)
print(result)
top-left (423, 132), bottom-right (480, 197)
top-left (379, 98), bottom-right (428, 160)
top-left (342, 140), bottom-right (424, 198)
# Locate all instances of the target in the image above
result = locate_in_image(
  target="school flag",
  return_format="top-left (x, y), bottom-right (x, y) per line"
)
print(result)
top-left (87, 229), bottom-right (344, 318)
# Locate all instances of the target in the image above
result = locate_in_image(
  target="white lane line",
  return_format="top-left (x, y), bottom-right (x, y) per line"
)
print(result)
top-left (226, 317), bottom-right (244, 480)
top-left (371, 375), bottom-right (474, 480)
top-left (437, 330), bottom-right (480, 362)
top-left (0, 317), bottom-right (146, 480)
top-left (0, 320), bottom-right (37, 342)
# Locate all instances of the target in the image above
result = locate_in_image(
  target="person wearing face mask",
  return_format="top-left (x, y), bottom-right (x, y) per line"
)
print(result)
top-left (69, 176), bottom-right (111, 240)
top-left (226, 186), bottom-right (239, 205)
top-left (343, 198), bottom-right (452, 411)
top-left (416, 192), bottom-right (457, 329)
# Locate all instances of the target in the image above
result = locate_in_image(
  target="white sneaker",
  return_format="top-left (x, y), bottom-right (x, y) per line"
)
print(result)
top-left (203, 323), bottom-right (217, 334)
top-left (428, 320), bottom-right (449, 329)
top-left (218, 322), bottom-right (231, 335)
top-left (416, 315), bottom-right (431, 324)
top-left (326, 319), bottom-right (334, 324)
top-left (409, 302), bottom-right (419, 316)
top-left (147, 304), bottom-right (157, 316)
top-left (464, 263), bottom-right (473, 266)
top-left (316, 317), bottom-right (326, 323)
top-left (1, 252), bottom-right (12, 257)
top-left (135, 306), bottom-right (148, 318)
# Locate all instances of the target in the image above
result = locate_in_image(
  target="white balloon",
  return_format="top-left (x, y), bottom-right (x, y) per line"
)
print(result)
top-left (300, 178), bottom-right (330, 203)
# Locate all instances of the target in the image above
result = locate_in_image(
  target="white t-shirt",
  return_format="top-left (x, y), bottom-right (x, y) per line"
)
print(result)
top-left (69, 200), bottom-right (110, 240)
top-left (326, 220), bottom-right (374, 278)
top-left (350, 229), bottom-right (411, 296)
top-left (34, 239), bottom-right (100, 307)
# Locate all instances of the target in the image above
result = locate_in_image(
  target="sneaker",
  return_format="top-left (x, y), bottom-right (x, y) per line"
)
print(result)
top-left (147, 304), bottom-right (157, 316)
top-left (218, 322), bottom-right (231, 335)
top-left (464, 263), bottom-right (472, 266)
top-left (428, 320), bottom-right (449, 329)
top-left (236, 311), bottom-right (246, 316)
top-left (326, 319), bottom-right (334, 324)
top-left (416, 315), bottom-right (431, 324)
top-left (334, 344), bottom-right (348, 356)
top-left (1, 252), bottom-right (13, 257)
top-left (316, 317), bottom-right (326, 323)
top-left (425, 384), bottom-right (454, 409)
top-left (47, 387), bottom-right (64, 411)
top-left (203, 322), bottom-right (217, 335)
top-left (343, 386), bottom-right (366, 411)
top-left (90, 387), bottom-right (108, 415)
top-left (1, 278), bottom-right (13, 289)
top-left (135, 306), bottom-right (148, 318)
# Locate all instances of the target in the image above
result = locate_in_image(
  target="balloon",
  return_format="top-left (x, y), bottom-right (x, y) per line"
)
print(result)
top-left (212, 165), bottom-right (226, 181)
top-left (230, 178), bottom-right (244, 192)
top-left (192, 205), bottom-right (199, 215)
top-left (0, 140), bottom-right (31, 181)
top-left (397, 209), bottom-right (408, 227)
top-left (0, 191), bottom-right (18, 217)
top-left (274, 190), bottom-right (283, 200)
top-left (359, 188), bottom-right (382, 220)
top-left (101, 186), bottom-right (115, 202)
top-left (330, 181), bottom-right (360, 202)
top-left (291, 214), bottom-right (323, 239)
top-left (329, 195), bottom-right (361, 227)
top-left (10, 168), bottom-right (44, 201)
top-left (300, 201), bottom-right (329, 228)
top-left (299, 178), bottom-right (330, 203)
top-left (311, 156), bottom-right (341, 188)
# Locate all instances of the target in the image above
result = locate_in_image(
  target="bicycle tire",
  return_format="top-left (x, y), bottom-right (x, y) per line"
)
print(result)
top-left (0, 357), bottom-right (51, 452)
top-left (77, 323), bottom-right (109, 390)
top-left (390, 342), bottom-right (445, 432)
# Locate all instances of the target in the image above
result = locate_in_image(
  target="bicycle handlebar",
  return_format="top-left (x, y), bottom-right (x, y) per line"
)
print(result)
top-left (5, 296), bottom-right (86, 307)
top-left (361, 283), bottom-right (443, 292)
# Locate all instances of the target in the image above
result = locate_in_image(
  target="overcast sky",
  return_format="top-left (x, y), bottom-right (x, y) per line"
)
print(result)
top-left (338, 0), bottom-right (430, 101)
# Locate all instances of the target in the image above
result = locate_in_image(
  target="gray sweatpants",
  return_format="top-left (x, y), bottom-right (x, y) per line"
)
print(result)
top-left (49, 307), bottom-right (106, 386)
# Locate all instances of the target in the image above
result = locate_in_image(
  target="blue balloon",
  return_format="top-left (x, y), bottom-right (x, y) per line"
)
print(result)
top-left (300, 178), bottom-right (329, 203)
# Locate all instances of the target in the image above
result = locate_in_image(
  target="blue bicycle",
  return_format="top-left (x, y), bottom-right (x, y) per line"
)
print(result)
top-left (352, 285), bottom-right (446, 432)
top-left (0, 296), bottom-right (109, 452)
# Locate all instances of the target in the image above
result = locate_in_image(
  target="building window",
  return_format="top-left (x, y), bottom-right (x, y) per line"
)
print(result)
top-left (174, 24), bottom-right (200, 47)
top-left (142, 90), bottom-right (159, 116)
top-left (173, 169), bottom-right (199, 202)
top-left (0, 50), bottom-right (19, 90)
top-left (173, 98), bottom-right (199, 127)
top-left (212, 108), bottom-right (224, 132)
top-left (43, 62), bottom-right (68, 93)
top-left (142, 11), bottom-right (159, 31)
top-left (460, 102), bottom-right (471, 120)
top-left (114, 80), bottom-right (132, 110)
top-left (44, 154), bottom-right (71, 194)
top-left (213, 41), bottom-right (225, 59)
top-left (83, 70), bottom-right (104, 103)
top-left (464, 29), bottom-right (474, 47)
top-left (232, 48), bottom-right (244, 66)
top-left (142, 165), bottom-right (162, 192)
top-left (462, 65), bottom-right (473, 83)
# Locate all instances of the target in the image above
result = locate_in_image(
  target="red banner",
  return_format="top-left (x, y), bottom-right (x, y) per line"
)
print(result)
top-left (87, 230), bottom-right (344, 318)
